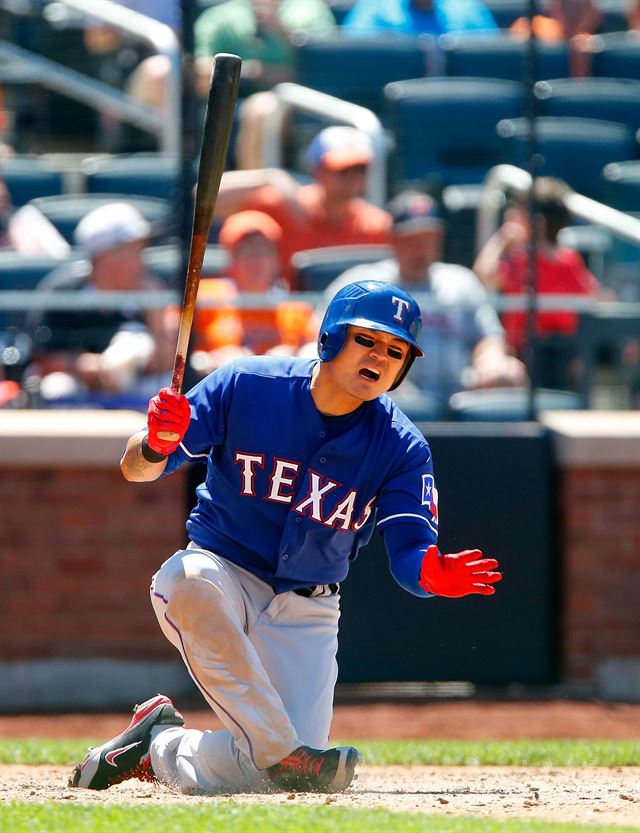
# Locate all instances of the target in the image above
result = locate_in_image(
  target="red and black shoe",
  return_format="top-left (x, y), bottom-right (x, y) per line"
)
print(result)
top-left (266, 744), bottom-right (361, 793)
top-left (69, 694), bottom-right (184, 790)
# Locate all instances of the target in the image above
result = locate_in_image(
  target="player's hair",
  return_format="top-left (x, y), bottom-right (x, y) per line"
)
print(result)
top-left (318, 280), bottom-right (423, 390)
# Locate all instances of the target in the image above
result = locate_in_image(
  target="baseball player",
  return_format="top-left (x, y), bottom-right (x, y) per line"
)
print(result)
top-left (70, 280), bottom-right (502, 795)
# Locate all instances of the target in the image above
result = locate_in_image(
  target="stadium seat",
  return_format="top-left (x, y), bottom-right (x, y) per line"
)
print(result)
top-left (291, 32), bottom-right (430, 116)
top-left (484, 0), bottom-right (528, 30)
top-left (82, 154), bottom-right (182, 201)
top-left (291, 245), bottom-right (393, 291)
top-left (0, 253), bottom-right (65, 330)
top-left (143, 244), bottom-right (230, 287)
top-left (590, 32), bottom-right (640, 81)
top-left (534, 77), bottom-right (640, 133)
top-left (384, 77), bottom-right (524, 187)
top-left (496, 116), bottom-right (637, 201)
top-left (575, 308), bottom-right (640, 406)
top-left (26, 194), bottom-right (173, 245)
top-left (602, 160), bottom-right (640, 211)
top-left (440, 32), bottom-right (570, 82)
top-left (448, 387), bottom-right (585, 421)
top-left (1, 155), bottom-right (64, 206)
top-left (441, 183), bottom-right (485, 268)
top-left (600, 163), bottom-right (640, 298)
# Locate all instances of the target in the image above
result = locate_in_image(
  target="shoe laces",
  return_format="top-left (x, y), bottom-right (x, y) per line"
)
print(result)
top-left (277, 748), bottom-right (324, 778)
top-left (106, 755), bottom-right (154, 787)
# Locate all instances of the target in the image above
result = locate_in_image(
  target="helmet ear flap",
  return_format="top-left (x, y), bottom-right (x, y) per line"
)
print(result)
top-left (318, 325), bottom-right (347, 362)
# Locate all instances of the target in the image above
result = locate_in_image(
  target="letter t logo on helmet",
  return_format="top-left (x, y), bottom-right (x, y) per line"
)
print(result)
top-left (318, 280), bottom-right (424, 390)
top-left (391, 296), bottom-right (411, 322)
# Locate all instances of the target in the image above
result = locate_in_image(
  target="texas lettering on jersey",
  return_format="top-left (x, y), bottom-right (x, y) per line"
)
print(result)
top-left (234, 451), bottom-right (376, 532)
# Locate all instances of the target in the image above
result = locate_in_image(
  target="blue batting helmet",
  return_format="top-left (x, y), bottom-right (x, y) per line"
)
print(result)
top-left (318, 280), bottom-right (423, 390)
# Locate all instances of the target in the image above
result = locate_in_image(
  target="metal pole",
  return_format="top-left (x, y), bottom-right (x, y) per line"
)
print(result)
top-left (523, 0), bottom-right (539, 420)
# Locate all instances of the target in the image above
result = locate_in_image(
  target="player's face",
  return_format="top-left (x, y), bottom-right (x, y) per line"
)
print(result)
top-left (327, 326), bottom-right (410, 403)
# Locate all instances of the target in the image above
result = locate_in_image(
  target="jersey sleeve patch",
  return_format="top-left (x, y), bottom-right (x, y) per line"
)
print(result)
top-left (421, 474), bottom-right (438, 522)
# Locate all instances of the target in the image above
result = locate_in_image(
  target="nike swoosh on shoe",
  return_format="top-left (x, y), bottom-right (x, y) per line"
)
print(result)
top-left (105, 741), bottom-right (143, 767)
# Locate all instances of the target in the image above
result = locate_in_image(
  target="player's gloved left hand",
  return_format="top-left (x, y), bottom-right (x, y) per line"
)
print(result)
top-left (146, 387), bottom-right (191, 456)
top-left (418, 545), bottom-right (502, 598)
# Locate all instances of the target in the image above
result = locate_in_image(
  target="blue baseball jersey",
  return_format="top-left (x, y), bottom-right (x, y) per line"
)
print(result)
top-left (162, 356), bottom-right (438, 594)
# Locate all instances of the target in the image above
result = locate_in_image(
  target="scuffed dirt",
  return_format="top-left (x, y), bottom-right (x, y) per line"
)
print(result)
top-left (1, 764), bottom-right (639, 826)
top-left (2, 702), bottom-right (640, 824)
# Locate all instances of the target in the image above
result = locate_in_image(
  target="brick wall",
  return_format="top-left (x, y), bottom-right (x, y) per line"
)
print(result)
top-left (1, 466), bottom-right (187, 662)
top-left (560, 466), bottom-right (640, 682)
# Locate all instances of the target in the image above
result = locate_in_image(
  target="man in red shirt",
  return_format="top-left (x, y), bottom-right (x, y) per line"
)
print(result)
top-left (473, 177), bottom-right (603, 355)
top-left (215, 126), bottom-right (391, 284)
top-left (473, 177), bottom-right (607, 389)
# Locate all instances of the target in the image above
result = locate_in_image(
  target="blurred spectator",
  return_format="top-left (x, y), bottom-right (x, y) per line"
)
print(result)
top-left (628, 1), bottom-right (640, 30)
top-left (193, 0), bottom-right (335, 168)
top-left (191, 210), bottom-right (318, 376)
top-left (473, 177), bottom-right (606, 386)
top-left (342, 0), bottom-right (497, 35)
top-left (215, 126), bottom-right (391, 283)
top-left (0, 177), bottom-right (14, 249)
top-left (194, 0), bottom-right (334, 92)
top-left (0, 84), bottom-right (14, 160)
top-left (324, 191), bottom-right (525, 415)
top-left (82, 1), bottom-right (180, 151)
top-left (510, 0), bottom-right (604, 76)
top-left (25, 202), bottom-right (176, 405)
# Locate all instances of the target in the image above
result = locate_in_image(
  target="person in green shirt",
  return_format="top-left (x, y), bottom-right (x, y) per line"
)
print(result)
top-left (195, 0), bottom-right (335, 93)
top-left (195, 0), bottom-right (336, 169)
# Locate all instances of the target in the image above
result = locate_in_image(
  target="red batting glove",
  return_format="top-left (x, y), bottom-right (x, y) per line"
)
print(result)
top-left (146, 387), bottom-right (191, 455)
top-left (418, 545), bottom-right (502, 598)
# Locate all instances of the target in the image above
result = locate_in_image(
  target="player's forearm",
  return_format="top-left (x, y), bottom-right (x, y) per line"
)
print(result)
top-left (383, 525), bottom-right (435, 598)
top-left (120, 433), bottom-right (167, 482)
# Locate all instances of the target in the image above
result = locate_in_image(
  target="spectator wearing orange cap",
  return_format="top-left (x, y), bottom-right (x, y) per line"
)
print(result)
top-left (214, 126), bottom-right (392, 284)
top-left (192, 210), bottom-right (319, 376)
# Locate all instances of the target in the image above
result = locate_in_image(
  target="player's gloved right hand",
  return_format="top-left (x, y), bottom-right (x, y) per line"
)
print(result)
top-left (418, 545), bottom-right (502, 598)
top-left (146, 387), bottom-right (191, 456)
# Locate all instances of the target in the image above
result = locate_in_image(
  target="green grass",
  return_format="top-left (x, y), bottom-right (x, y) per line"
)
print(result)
top-left (1, 804), bottom-right (639, 833)
top-left (2, 738), bottom-right (639, 767)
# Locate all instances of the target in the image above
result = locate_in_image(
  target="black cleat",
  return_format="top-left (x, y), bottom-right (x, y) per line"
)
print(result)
top-left (266, 744), bottom-right (361, 793)
top-left (69, 694), bottom-right (184, 790)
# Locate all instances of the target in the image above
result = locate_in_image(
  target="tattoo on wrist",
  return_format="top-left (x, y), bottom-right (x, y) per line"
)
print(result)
top-left (141, 435), bottom-right (167, 463)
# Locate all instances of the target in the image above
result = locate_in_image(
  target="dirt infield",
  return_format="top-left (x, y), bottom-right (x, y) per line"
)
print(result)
top-left (2, 764), bottom-right (639, 825)
top-left (2, 699), bottom-right (640, 740)
top-left (2, 701), bottom-right (640, 826)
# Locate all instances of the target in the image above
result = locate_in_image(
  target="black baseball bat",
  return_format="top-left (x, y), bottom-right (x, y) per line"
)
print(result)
top-left (158, 52), bottom-right (241, 441)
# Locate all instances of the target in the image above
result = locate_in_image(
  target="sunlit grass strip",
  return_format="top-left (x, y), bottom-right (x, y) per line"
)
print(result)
top-left (1, 738), bottom-right (639, 767)
top-left (350, 739), bottom-right (640, 767)
top-left (1, 804), bottom-right (639, 833)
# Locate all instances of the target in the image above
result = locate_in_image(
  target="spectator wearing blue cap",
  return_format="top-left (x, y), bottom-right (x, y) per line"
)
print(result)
top-left (324, 191), bottom-right (525, 414)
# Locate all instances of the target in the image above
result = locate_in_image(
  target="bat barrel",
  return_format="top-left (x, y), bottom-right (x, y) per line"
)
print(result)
top-left (157, 53), bottom-right (241, 439)
top-left (168, 52), bottom-right (242, 397)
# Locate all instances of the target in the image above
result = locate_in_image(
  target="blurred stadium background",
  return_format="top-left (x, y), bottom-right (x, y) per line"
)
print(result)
top-left (0, 0), bottom-right (638, 712)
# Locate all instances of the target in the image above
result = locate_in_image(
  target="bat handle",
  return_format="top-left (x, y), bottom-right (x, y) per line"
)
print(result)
top-left (156, 431), bottom-right (181, 442)
top-left (155, 344), bottom-right (188, 442)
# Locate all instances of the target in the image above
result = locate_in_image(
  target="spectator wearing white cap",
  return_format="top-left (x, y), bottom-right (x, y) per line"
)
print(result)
top-left (323, 190), bottom-right (525, 416)
top-left (214, 125), bottom-right (391, 285)
top-left (26, 202), bottom-right (176, 405)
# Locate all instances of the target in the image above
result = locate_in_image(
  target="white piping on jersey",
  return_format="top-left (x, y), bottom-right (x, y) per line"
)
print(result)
top-left (180, 443), bottom-right (210, 459)
top-left (377, 512), bottom-right (438, 535)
